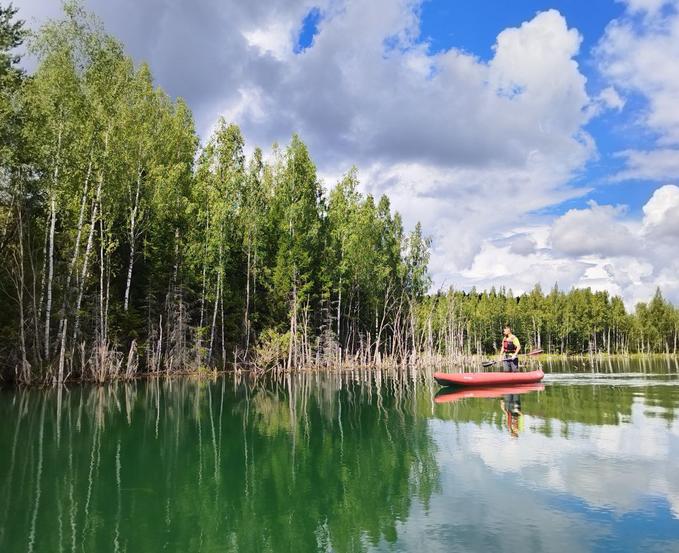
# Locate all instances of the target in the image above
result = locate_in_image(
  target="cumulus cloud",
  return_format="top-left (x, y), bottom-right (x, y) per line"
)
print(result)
top-left (598, 0), bottom-right (679, 145)
top-left (551, 202), bottom-right (638, 257)
top-left (507, 235), bottom-right (538, 256)
top-left (458, 187), bottom-right (679, 306)
top-left (597, 0), bottom-right (679, 181)
top-left (15, 2), bottom-right (596, 244)
top-left (14, 0), bottom-right (676, 306)
top-left (15, 0), bottom-right (319, 134)
top-left (449, 0), bottom-right (679, 306)
top-left (642, 184), bottom-right (679, 237)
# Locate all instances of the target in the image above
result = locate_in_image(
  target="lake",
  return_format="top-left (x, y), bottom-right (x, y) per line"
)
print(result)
top-left (2, 357), bottom-right (679, 552)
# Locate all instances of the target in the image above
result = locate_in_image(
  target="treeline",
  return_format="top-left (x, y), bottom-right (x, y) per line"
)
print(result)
top-left (1, 4), bottom-right (678, 384)
top-left (0, 3), bottom-right (430, 383)
top-left (415, 286), bottom-right (679, 356)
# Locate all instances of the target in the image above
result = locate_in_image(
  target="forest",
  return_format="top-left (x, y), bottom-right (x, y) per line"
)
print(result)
top-left (1, 2), bottom-right (678, 383)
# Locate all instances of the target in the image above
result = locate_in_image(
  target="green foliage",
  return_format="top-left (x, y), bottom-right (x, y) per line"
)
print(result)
top-left (418, 285), bottom-right (679, 355)
top-left (1, 1), bottom-right (677, 382)
top-left (255, 329), bottom-right (290, 369)
top-left (0, 2), bottom-right (26, 165)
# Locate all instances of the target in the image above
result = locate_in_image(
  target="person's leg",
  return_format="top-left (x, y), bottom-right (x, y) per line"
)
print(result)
top-left (509, 394), bottom-right (521, 412)
top-left (503, 358), bottom-right (512, 372)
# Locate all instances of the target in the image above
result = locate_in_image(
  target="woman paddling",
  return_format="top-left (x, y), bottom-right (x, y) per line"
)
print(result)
top-left (501, 325), bottom-right (521, 372)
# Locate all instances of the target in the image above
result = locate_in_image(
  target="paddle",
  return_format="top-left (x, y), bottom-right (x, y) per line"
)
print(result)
top-left (481, 348), bottom-right (543, 368)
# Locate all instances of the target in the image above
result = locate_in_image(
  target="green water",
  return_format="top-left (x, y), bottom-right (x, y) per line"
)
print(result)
top-left (2, 359), bottom-right (679, 552)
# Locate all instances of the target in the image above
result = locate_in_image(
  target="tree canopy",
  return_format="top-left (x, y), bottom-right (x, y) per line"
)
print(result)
top-left (0, 2), bottom-right (677, 383)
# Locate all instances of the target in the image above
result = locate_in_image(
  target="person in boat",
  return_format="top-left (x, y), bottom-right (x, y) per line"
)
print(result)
top-left (501, 325), bottom-right (521, 372)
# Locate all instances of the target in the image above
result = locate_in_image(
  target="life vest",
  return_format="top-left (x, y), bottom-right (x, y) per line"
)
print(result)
top-left (503, 335), bottom-right (518, 353)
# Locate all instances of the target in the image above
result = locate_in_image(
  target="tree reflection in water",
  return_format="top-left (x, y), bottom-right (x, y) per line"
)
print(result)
top-left (0, 370), bottom-right (440, 552)
top-left (1, 363), bottom-right (678, 552)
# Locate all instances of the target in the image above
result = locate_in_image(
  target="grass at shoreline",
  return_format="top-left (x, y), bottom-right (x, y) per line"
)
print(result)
top-left (536, 352), bottom-right (679, 362)
top-left (4, 351), bottom-right (678, 389)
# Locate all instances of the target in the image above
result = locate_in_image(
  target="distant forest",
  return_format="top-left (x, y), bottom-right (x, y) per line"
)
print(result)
top-left (1, 3), bottom-right (677, 383)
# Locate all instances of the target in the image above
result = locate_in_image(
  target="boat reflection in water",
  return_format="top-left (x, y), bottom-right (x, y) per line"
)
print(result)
top-left (434, 383), bottom-right (545, 403)
top-left (434, 383), bottom-right (545, 437)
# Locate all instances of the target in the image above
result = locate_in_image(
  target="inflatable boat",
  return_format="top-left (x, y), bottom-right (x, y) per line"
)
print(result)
top-left (433, 369), bottom-right (544, 388)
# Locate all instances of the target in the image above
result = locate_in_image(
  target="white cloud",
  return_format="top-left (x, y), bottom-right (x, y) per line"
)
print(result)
top-left (507, 235), bottom-right (538, 256)
top-left (459, 239), bottom-right (593, 293)
top-left (613, 149), bottom-right (679, 181)
top-left (13, 0), bottom-right (678, 306)
top-left (598, 0), bottom-right (679, 183)
top-left (551, 201), bottom-right (638, 257)
top-left (459, 186), bottom-right (679, 307)
top-left (619, 0), bottom-right (678, 16)
top-left (597, 86), bottom-right (626, 112)
top-left (594, 0), bottom-right (679, 300)
top-left (642, 184), bottom-right (679, 238)
top-left (242, 22), bottom-right (295, 61)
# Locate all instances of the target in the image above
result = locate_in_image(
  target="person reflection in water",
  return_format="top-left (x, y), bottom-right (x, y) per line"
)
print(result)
top-left (500, 394), bottom-right (523, 438)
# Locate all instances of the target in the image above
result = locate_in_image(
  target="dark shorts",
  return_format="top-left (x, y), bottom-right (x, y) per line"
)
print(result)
top-left (503, 357), bottom-right (519, 372)
top-left (504, 394), bottom-right (522, 413)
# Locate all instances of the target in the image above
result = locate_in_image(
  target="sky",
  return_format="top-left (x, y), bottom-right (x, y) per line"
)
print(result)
top-left (12, 0), bottom-right (679, 307)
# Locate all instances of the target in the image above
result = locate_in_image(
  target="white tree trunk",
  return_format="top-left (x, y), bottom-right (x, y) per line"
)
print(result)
top-left (123, 166), bottom-right (142, 311)
top-left (57, 155), bottom-right (92, 366)
top-left (44, 123), bottom-right (63, 361)
top-left (44, 193), bottom-right (57, 361)
top-left (73, 197), bottom-right (98, 346)
top-left (15, 187), bottom-right (29, 381)
top-left (244, 235), bottom-right (251, 354)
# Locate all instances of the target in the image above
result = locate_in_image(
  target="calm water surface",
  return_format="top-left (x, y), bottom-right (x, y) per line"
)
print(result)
top-left (2, 358), bottom-right (679, 552)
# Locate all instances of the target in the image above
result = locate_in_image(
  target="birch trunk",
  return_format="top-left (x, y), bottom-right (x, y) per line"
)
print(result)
top-left (44, 195), bottom-right (57, 361)
top-left (123, 165), bottom-right (142, 311)
top-left (73, 197), bottom-right (98, 346)
top-left (287, 276), bottom-right (297, 370)
top-left (99, 218), bottom-right (105, 348)
top-left (207, 275), bottom-right (220, 366)
top-left (44, 123), bottom-right (64, 361)
top-left (197, 208), bottom-right (209, 361)
top-left (15, 189), bottom-right (29, 381)
top-left (57, 155), bottom-right (92, 367)
top-left (337, 275), bottom-right (342, 340)
top-left (220, 275), bottom-right (226, 369)
top-left (73, 129), bottom-right (108, 349)
top-left (244, 235), bottom-right (251, 355)
top-left (36, 217), bottom-right (49, 344)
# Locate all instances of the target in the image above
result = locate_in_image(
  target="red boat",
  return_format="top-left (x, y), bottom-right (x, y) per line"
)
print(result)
top-left (433, 369), bottom-right (544, 387)
top-left (434, 383), bottom-right (544, 404)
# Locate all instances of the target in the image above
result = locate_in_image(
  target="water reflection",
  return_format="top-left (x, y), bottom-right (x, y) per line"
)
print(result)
top-left (500, 393), bottom-right (523, 437)
top-left (435, 384), bottom-right (546, 437)
top-left (0, 371), bottom-right (439, 553)
top-left (429, 377), bottom-right (679, 551)
top-left (0, 363), bottom-right (678, 552)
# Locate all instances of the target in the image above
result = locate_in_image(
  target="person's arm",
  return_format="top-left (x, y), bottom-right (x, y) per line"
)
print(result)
top-left (512, 336), bottom-right (521, 358)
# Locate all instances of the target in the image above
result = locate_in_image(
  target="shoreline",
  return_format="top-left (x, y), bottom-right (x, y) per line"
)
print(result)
top-left (3, 351), bottom-right (678, 389)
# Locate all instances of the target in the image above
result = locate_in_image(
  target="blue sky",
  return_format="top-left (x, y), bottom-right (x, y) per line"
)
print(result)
top-left (296, 0), bottom-right (647, 213)
top-left (420, 0), bottom-right (623, 60)
top-left (14, 0), bottom-right (679, 306)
